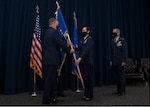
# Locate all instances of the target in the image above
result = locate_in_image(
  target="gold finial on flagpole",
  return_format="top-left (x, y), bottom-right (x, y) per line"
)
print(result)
top-left (73, 11), bottom-right (78, 29)
top-left (55, 1), bottom-right (60, 19)
top-left (73, 11), bottom-right (76, 18)
top-left (56, 1), bottom-right (60, 10)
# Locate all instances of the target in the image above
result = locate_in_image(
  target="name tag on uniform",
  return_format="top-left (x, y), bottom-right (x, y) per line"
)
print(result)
top-left (117, 41), bottom-right (122, 46)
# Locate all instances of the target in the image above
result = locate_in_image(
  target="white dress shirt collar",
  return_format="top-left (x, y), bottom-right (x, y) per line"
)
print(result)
top-left (114, 36), bottom-right (120, 42)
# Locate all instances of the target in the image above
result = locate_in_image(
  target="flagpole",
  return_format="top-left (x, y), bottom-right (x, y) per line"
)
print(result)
top-left (57, 53), bottom-right (67, 77)
top-left (31, 68), bottom-right (37, 97)
top-left (55, 1), bottom-right (84, 89)
top-left (76, 77), bottom-right (81, 93)
top-left (55, 1), bottom-right (67, 77)
top-left (73, 12), bottom-right (81, 92)
top-left (65, 33), bottom-right (85, 89)
top-left (31, 5), bottom-right (40, 97)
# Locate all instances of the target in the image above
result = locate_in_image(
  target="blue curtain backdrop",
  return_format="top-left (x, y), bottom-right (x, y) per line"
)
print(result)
top-left (0, 0), bottom-right (149, 94)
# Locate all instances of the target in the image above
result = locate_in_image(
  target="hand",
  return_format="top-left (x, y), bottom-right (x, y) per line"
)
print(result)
top-left (63, 32), bottom-right (69, 39)
top-left (121, 62), bottom-right (126, 66)
top-left (72, 45), bottom-right (75, 49)
top-left (70, 48), bottom-right (75, 54)
top-left (75, 58), bottom-right (82, 65)
top-left (110, 61), bottom-right (112, 66)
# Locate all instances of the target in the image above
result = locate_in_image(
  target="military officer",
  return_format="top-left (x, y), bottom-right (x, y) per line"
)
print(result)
top-left (110, 28), bottom-right (128, 96)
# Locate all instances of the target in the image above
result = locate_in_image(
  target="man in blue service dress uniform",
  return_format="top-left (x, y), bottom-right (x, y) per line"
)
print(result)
top-left (42, 18), bottom-right (74, 105)
top-left (110, 28), bottom-right (128, 96)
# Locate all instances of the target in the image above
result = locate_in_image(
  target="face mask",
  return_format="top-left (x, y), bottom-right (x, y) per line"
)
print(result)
top-left (112, 32), bottom-right (117, 37)
top-left (82, 32), bottom-right (87, 36)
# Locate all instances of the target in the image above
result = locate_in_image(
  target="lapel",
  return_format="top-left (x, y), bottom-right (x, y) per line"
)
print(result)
top-left (81, 36), bottom-right (90, 44)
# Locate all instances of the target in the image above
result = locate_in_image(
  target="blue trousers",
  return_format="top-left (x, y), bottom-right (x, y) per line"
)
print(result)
top-left (42, 65), bottom-right (57, 104)
top-left (80, 64), bottom-right (94, 98)
top-left (113, 65), bottom-right (126, 93)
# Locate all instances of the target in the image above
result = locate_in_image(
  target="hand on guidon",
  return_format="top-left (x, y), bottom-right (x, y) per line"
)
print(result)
top-left (75, 57), bottom-right (82, 66)
top-left (70, 48), bottom-right (75, 54)
top-left (63, 32), bottom-right (69, 39)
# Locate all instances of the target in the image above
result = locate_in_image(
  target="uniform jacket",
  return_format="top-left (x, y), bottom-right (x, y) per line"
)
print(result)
top-left (42, 27), bottom-right (69, 65)
top-left (110, 37), bottom-right (128, 66)
top-left (77, 36), bottom-right (94, 65)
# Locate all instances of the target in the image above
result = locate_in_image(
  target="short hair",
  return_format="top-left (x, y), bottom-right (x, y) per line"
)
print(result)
top-left (48, 17), bottom-right (57, 25)
top-left (113, 28), bottom-right (120, 33)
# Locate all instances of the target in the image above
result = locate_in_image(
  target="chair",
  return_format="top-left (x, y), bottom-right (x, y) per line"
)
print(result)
top-left (140, 58), bottom-right (150, 86)
top-left (124, 58), bottom-right (144, 84)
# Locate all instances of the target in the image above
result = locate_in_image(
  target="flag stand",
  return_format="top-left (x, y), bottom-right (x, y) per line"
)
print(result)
top-left (31, 69), bottom-right (39, 97)
top-left (29, 68), bottom-right (41, 97)
top-left (76, 77), bottom-right (81, 93)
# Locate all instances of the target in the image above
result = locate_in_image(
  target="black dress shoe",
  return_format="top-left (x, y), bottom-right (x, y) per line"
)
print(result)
top-left (49, 99), bottom-right (58, 105)
top-left (57, 93), bottom-right (66, 97)
top-left (49, 102), bottom-right (56, 105)
top-left (118, 93), bottom-right (125, 96)
top-left (53, 99), bottom-right (59, 103)
top-left (84, 97), bottom-right (92, 101)
top-left (82, 96), bottom-right (86, 100)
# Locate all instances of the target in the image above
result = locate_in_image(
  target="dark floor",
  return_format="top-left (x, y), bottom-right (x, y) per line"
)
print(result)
top-left (0, 85), bottom-right (149, 106)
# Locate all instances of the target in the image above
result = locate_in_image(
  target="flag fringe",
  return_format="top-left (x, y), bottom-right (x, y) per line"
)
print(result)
top-left (30, 54), bottom-right (43, 78)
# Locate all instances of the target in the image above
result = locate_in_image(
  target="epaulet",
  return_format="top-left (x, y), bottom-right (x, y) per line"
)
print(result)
top-left (87, 36), bottom-right (92, 40)
top-left (88, 36), bottom-right (92, 39)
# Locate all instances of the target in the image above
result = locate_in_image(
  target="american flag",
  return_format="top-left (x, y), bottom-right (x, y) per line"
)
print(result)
top-left (30, 12), bottom-right (42, 78)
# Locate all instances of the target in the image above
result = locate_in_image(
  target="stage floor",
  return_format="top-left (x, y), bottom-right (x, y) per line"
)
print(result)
top-left (0, 85), bottom-right (149, 106)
